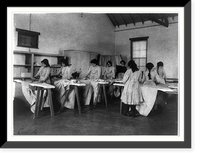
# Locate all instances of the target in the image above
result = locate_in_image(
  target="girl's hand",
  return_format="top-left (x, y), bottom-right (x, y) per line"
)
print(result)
top-left (38, 80), bottom-right (44, 83)
top-left (31, 77), bottom-right (36, 81)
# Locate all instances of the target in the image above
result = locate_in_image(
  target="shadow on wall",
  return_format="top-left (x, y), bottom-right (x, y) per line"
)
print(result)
top-left (75, 41), bottom-right (114, 56)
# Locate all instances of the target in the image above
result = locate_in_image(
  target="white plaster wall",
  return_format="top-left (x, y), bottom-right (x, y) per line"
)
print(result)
top-left (115, 18), bottom-right (178, 78)
top-left (14, 13), bottom-right (115, 55)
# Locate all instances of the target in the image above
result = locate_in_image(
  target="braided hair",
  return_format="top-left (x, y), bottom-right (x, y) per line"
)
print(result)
top-left (146, 62), bottom-right (154, 80)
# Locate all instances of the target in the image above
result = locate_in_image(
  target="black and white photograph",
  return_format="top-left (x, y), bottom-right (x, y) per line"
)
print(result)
top-left (5, 5), bottom-right (191, 149)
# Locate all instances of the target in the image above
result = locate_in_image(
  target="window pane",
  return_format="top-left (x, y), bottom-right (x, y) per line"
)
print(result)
top-left (139, 66), bottom-right (146, 72)
top-left (20, 35), bottom-right (31, 46)
top-left (132, 41), bottom-right (146, 51)
top-left (133, 50), bottom-right (146, 58)
top-left (31, 36), bottom-right (38, 48)
top-left (17, 29), bottom-right (39, 49)
top-left (132, 41), bottom-right (147, 58)
top-left (140, 58), bottom-right (146, 67)
top-left (139, 50), bottom-right (146, 58)
top-left (133, 58), bottom-right (140, 67)
top-left (132, 50), bottom-right (140, 58)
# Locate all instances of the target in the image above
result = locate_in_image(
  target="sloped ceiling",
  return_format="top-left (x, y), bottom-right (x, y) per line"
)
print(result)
top-left (107, 13), bottom-right (178, 28)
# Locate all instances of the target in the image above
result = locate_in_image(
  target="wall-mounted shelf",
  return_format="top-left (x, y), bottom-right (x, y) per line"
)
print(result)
top-left (14, 50), bottom-right (63, 57)
top-left (13, 50), bottom-right (64, 78)
top-left (14, 64), bottom-right (32, 67)
top-left (13, 77), bottom-right (31, 79)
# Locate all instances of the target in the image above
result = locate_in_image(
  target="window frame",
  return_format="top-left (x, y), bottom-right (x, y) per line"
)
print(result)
top-left (130, 36), bottom-right (149, 69)
top-left (16, 28), bottom-right (40, 49)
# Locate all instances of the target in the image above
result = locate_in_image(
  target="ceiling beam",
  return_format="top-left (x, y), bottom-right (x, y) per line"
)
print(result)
top-left (138, 14), bottom-right (144, 24)
top-left (110, 14), bottom-right (120, 28)
top-left (128, 14), bottom-right (135, 25)
top-left (119, 14), bottom-right (127, 26)
top-left (160, 14), bottom-right (169, 27)
top-left (107, 14), bottom-right (116, 27)
top-left (145, 15), bottom-right (169, 27)
top-left (163, 16), bottom-right (169, 27)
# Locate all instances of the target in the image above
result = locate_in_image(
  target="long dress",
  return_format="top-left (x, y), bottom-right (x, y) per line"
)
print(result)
top-left (120, 69), bottom-right (141, 105)
top-left (136, 70), bottom-right (158, 116)
top-left (54, 66), bottom-right (75, 109)
top-left (81, 65), bottom-right (101, 105)
top-left (21, 66), bottom-right (51, 113)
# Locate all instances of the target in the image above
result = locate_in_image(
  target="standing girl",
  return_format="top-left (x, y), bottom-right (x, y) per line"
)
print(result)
top-left (155, 61), bottom-right (167, 84)
top-left (21, 59), bottom-right (51, 113)
top-left (82, 59), bottom-right (101, 106)
top-left (103, 61), bottom-right (115, 80)
top-left (103, 61), bottom-right (115, 97)
top-left (154, 61), bottom-right (168, 113)
top-left (121, 60), bottom-right (142, 117)
top-left (136, 62), bottom-right (158, 116)
top-left (53, 59), bottom-right (75, 110)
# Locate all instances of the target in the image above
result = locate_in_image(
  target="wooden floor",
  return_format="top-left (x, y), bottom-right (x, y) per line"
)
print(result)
top-left (13, 83), bottom-right (178, 135)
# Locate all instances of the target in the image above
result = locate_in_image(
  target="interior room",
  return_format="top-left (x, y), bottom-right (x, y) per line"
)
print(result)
top-left (13, 12), bottom-right (178, 135)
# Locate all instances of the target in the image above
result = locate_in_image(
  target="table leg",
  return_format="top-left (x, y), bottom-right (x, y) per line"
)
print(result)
top-left (60, 87), bottom-right (70, 112)
top-left (38, 89), bottom-right (44, 112)
top-left (120, 101), bottom-right (122, 114)
top-left (48, 89), bottom-right (54, 117)
top-left (93, 86), bottom-right (98, 109)
top-left (74, 86), bottom-right (81, 115)
top-left (102, 84), bottom-right (108, 108)
top-left (33, 87), bottom-right (41, 119)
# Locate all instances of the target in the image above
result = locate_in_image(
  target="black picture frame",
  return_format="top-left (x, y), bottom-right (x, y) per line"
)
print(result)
top-left (16, 28), bottom-right (40, 49)
top-left (3, 2), bottom-right (191, 149)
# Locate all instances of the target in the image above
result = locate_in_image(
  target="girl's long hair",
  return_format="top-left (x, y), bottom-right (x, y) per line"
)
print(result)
top-left (128, 60), bottom-right (139, 73)
top-left (157, 61), bottom-right (164, 75)
top-left (41, 59), bottom-right (50, 67)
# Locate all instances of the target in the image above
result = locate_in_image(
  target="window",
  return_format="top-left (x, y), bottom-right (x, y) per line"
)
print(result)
top-left (16, 28), bottom-right (40, 49)
top-left (130, 37), bottom-right (149, 71)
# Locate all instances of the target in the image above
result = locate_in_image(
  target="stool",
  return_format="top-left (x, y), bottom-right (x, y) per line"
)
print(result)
top-left (29, 82), bottom-right (55, 119)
